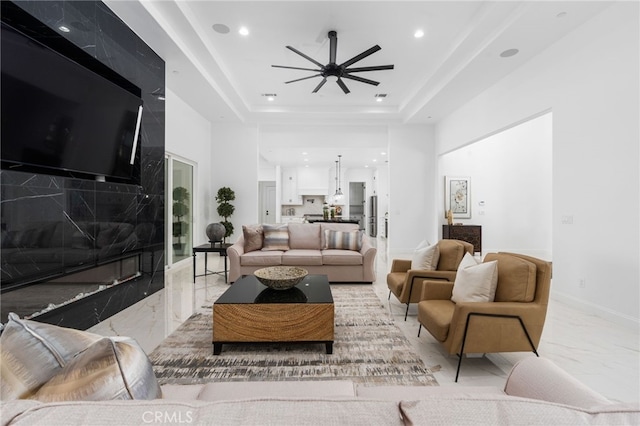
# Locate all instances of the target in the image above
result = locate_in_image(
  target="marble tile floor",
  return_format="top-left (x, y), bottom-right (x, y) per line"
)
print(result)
top-left (88, 240), bottom-right (640, 404)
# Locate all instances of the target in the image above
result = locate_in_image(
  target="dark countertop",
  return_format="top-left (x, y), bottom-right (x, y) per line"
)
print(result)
top-left (307, 219), bottom-right (360, 224)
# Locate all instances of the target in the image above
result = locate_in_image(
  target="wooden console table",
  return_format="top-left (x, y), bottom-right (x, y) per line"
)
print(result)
top-left (442, 225), bottom-right (482, 254)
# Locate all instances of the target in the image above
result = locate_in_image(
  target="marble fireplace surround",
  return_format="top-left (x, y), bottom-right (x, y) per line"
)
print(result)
top-left (0, 1), bottom-right (165, 329)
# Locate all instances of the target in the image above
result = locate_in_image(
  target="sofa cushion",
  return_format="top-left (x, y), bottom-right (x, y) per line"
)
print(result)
top-left (288, 223), bottom-right (321, 250)
top-left (411, 241), bottom-right (440, 270)
top-left (322, 250), bottom-right (363, 265)
top-left (261, 224), bottom-right (289, 251)
top-left (30, 337), bottom-right (161, 402)
top-left (282, 249), bottom-right (323, 266)
top-left (417, 300), bottom-right (455, 342)
top-left (323, 230), bottom-right (362, 251)
top-left (240, 250), bottom-right (283, 266)
top-left (0, 313), bottom-right (102, 400)
top-left (399, 397), bottom-right (631, 425)
top-left (484, 253), bottom-right (537, 302)
top-left (242, 225), bottom-right (263, 252)
top-left (437, 240), bottom-right (467, 271)
top-left (1, 399), bottom-right (405, 426)
top-left (451, 254), bottom-right (499, 303)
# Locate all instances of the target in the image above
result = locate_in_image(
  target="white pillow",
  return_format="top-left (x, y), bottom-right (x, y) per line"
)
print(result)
top-left (411, 241), bottom-right (440, 270)
top-left (451, 255), bottom-right (499, 303)
top-left (457, 252), bottom-right (478, 270)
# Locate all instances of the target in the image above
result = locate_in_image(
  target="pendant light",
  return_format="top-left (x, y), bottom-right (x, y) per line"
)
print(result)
top-left (334, 155), bottom-right (343, 200)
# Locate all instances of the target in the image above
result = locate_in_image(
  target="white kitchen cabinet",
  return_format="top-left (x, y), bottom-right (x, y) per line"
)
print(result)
top-left (281, 168), bottom-right (302, 205)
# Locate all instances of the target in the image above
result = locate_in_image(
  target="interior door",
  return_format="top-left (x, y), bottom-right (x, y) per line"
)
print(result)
top-left (259, 181), bottom-right (276, 224)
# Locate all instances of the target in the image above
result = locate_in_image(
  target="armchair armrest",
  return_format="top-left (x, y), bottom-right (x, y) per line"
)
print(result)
top-left (390, 259), bottom-right (411, 273)
top-left (420, 280), bottom-right (454, 300)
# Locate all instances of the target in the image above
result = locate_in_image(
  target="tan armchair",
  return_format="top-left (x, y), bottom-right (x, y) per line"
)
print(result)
top-left (417, 252), bottom-right (552, 381)
top-left (387, 239), bottom-right (473, 320)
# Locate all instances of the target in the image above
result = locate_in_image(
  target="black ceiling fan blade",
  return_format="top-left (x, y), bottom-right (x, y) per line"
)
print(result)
top-left (328, 30), bottom-right (337, 64)
top-left (342, 73), bottom-right (380, 86)
top-left (312, 77), bottom-right (328, 93)
top-left (339, 45), bottom-right (381, 68)
top-left (336, 77), bottom-right (350, 94)
top-left (345, 65), bottom-right (394, 73)
top-left (285, 74), bottom-right (322, 84)
top-left (286, 46), bottom-right (325, 68)
top-left (272, 65), bottom-right (322, 72)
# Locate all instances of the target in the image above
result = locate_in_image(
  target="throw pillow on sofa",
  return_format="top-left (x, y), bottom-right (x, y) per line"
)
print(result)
top-left (262, 224), bottom-right (290, 251)
top-left (323, 230), bottom-right (362, 251)
top-left (451, 253), bottom-right (499, 303)
top-left (30, 336), bottom-right (162, 402)
top-left (0, 313), bottom-right (102, 400)
top-left (242, 224), bottom-right (263, 252)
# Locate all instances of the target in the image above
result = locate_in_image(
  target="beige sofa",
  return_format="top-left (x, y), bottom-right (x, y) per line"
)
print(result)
top-left (2, 357), bottom-right (638, 425)
top-left (227, 222), bottom-right (376, 283)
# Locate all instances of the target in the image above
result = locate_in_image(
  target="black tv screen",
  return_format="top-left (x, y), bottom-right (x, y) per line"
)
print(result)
top-left (1, 21), bottom-right (143, 182)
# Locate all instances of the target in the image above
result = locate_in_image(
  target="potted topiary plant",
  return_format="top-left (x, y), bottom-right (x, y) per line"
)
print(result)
top-left (172, 186), bottom-right (190, 252)
top-left (215, 187), bottom-right (235, 242)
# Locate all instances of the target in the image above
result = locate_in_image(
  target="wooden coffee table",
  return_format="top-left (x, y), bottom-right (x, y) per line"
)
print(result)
top-left (212, 274), bottom-right (334, 355)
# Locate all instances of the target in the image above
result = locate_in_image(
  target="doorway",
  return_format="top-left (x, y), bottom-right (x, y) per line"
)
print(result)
top-left (165, 154), bottom-right (196, 266)
top-left (259, 181), bottom-right (276, 224)
top-left (349, 182), bottom-right (366, 230)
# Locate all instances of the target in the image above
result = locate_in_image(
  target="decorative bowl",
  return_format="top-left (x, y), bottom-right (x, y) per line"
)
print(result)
top-left (254, 266), bottom-right (308, 290)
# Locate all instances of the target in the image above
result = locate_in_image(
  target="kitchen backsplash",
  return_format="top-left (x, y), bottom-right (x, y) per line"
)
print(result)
top-left (282, 195), bottom-right (325, 216)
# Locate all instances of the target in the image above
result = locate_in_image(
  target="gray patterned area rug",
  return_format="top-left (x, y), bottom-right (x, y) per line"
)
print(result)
top-left (149, 285), bottom-right (438, 387)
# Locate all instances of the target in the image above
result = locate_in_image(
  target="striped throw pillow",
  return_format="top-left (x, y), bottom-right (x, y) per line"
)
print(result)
top-left (261, 224), bottom-right (290, 251)
top-left (323, 230), bottom-right (362, 251)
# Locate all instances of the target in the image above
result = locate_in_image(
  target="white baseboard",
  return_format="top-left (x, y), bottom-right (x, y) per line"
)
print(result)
top-left (551, 290), bottom-right (640, 330)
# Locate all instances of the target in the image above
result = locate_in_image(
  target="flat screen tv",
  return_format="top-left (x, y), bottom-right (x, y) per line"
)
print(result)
top-left (1, 20), bottom-right (143, 183)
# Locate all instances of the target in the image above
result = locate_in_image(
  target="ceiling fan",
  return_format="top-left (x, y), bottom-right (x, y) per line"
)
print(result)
top-left (272, 30), bottom-right (394, 94)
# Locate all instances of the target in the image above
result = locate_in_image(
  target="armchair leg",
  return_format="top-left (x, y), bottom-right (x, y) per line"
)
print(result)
top-left (404, 303), bottom-right (410, 321)
top-left (455, 312), bottom-right (539, 383)
top-left (418, 324), bottom-right (422, 337)
top-left (388, 290), bottom-right (391, 300)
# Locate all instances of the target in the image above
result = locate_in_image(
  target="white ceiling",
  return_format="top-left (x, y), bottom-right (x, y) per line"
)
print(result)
top-left (105, 1), bottom-right (611, 167)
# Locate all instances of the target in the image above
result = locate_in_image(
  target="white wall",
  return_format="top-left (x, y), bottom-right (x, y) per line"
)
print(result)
top-left (388, 124), bottom-right (437, 253)
top-left (165, 88), bottom-right (212, 247)
top-left (210, 124), bottom-right (260, 242)
top-left (439, 113), bottom-right (552, 258)
top-left (435, 3), bottom-right (639, 325)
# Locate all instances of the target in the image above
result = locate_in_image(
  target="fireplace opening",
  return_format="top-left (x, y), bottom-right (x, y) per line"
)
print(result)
top-left (1, 255), bottom-right (140, 323)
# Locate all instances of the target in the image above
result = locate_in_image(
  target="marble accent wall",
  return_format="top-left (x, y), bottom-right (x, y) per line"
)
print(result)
top-left (0, 1), bottom-right (165, 328)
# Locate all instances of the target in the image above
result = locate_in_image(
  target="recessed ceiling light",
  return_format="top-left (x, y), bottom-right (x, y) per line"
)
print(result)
top-left (376, 98), bottom-right (383, 103)
top-left (58, 25), bottom-right (70, 33)
top-left (212, 23), bottom-right (230, 34)
top-left (239, 26), bottom-right (249, 36)
top-left (381, 152), bottom-right (387, 156)
top-left (364, 165), bottom-right (369, 168)
top-left (262, 93), bottom-right (277, 101)
top-left (304, 158), bottom-right (309, 162)
top-left (414, 29), bottom-right (424, 38)
top-left (500, 48), bottom-right (519, 58)
top-left (372, 159), bottom-right (377, 162)
top-left (302, 152), bottom-right (308, 155)
top-left (375, 94), bottom-right (387, 102)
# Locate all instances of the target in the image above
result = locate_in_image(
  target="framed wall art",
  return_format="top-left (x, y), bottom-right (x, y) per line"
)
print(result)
top-left (444, 176), bottom-right (471, 219)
